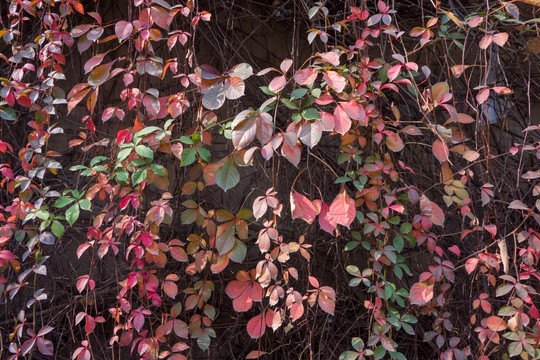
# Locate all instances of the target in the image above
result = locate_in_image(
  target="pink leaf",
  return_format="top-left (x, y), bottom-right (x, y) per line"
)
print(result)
top-left (320, 51), bottom-right (340, 66)
top-left (410, 281), bottom-right (434, 305)
top-left (290, 191), bottom-right (317, 223)
top-left (456, 113), bottom-right (475, 124)
top-left (465, 258), bottom-right (479, 274)
top-left (433, 140), bottom-right (449, 163)
top-left (387, 64), bottom-right (402, 81)
top-left (476, 88), bottom-right (490, 104)
top-left (493, 32), bottom-right (509, 47)
top-left (329, 190), bottom-right (355, 229)
top-left (333, 106), bottom-right (351, 135)
top-left (268, 75), bottom-right (287, 93)
top-left (323, 71), bottom-right (346, 93)
top-left (318, 202), bottom-right (337, 235)
top-left (318, 291), bottom-right (335, 315)
top-left (115, 21), bottom-right (133, 42)
top-left (509, 200), bottom-right (529, 210)
top-left (247, 313), bottom-right (266, 339)
top-left (294, 68), bottom-right (317, 85)
top-left (340, 101), bottom-right (366, 123)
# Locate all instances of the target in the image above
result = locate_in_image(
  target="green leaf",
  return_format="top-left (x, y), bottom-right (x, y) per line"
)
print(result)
top-left (66, 203), bottom-right (80, 226)
top-left (115, 169), bottom-right (129, 183)
top-left (132, 167), bottom-right (148, 185)
top-left (335, 176), bottom-right (351, 183)
top-left (292, 112), bottom-right (302, 123)
top-left (179, 136), bottom-right (194, 145)
top-left (135, 126), bottom-right (161, 138)
top-left (214, 157), bottom-right (240, 192)
top-left (260, 86), bottom-right (276, 96)
top-left (300, 96), bottom-right (316, 109)
top-left (51, 220), bottom-right (65, 238)
top-left (344, 241), bottom-right (359, 251)
top-left (150, 163), bottom-right (166, 176)
top-left (229, 239), bottom-right (247, 263)
top-left (281, 98), bottom-right (298, 109)
top-left (0, 107), bottom-right (17, 121)
top-left (311, 88), bottom-right (322, 98)
top-left (302, 107), bottom-right (319, 120)
top-left (53, 197), bottom-right (75, 208)
top-left (374, 346), bottom-right (386, 360)
top-left (181, 147), bottom-right (196, 166)
top-left (389, 351), bottom-right (407, 360)
top-left (197, 334), bottom-right (211, 351)
top-left (400, 222), bottom-right (412, 234)
top-left (290, 88), bottom-right (308, 100)
top-left (78, 199), bottom-right (92, 211)
top-left (393, 235), bottom-right (404, 252)
top-left (135, 145), bottom-right (154, 160)
top-left (117, 148), bottom-right (133, 161)
top-left (90, 156), bottom-right (108, 167)
top-left (197, 146), bottom-right (211, 162)
top-left (339, 351), bottom-right (360, 360)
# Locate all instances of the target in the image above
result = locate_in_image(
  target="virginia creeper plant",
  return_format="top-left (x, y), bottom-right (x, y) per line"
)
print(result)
top-left (1, 0), bottom-right (540, 359)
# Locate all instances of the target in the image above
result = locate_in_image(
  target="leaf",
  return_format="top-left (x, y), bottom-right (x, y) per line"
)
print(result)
top-left (294, 68), bottom-right (317, 85)
top-left (216, 222), bottom-right (236, 254)
top-left (486, 316), bottom-right (507, 331)
top-left (432, 140), bottom-right (449, 163)
top-left (329, 189), bottom-right (355, 228)
top-left (333, 106), bottom-right (351, 135)
top-left (476, 88), bottom-right (490, 104)
top-left (465, 258), bottom-right (479, 274)
top-left (318, 291), bottom-right (335, 315)
top-left (246, 351), bottom-right (267, 359)
top-left (320, 51), bottom-right (340, 66)
top-left (323, 71), bottom-right (346, 93)
top-left (88, 62), bottom-right (113, 87)
top-left (246, 313), bottom-right (266, 339)
top-left (223, 77), bottom-right (245, 100)
top-left (509, 200), bottom-right (529, 210)
top-left (290, 191), bottom-right (317, 223)
top-left (268, 75), bottom-right (286, 93)
top-left (385, 132), bottom-right (404, 152)
top-left (410, 281), bottom-right (433, 305)
top-left (456, 113), bottom-right (475, 124)
top-left (431, 82), bottom-right (449, 104)
top-left (202, 82), bottom-right (225, 110)
top-left (299, 122), bottom-right (322, 148)
top-left (115, 21), bottom-right (133, 42)
top-left (66, 203), bottom-right (80, 226)
top-left (0, 107), bottom-right (17, 121)
top-left (493, 32), bottom-right (509, 47)
top-left (214, 157), bottom-right (239, 192)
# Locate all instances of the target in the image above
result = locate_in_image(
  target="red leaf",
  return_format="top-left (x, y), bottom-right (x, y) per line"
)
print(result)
top-left (410, 281), bottom-right (434, 305)
top-left (290, 191), bottom-right (317, 223)
top-left (432, 140), bottom-right (449, 163)
top-left (479, 35), bottom-right (492, 49)
top-left (247, 313), bottom-right (267, 339)
top-left (329, 189), bottom-right (355, 228)
top-left (448, 245), bottom-right (460, 257)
